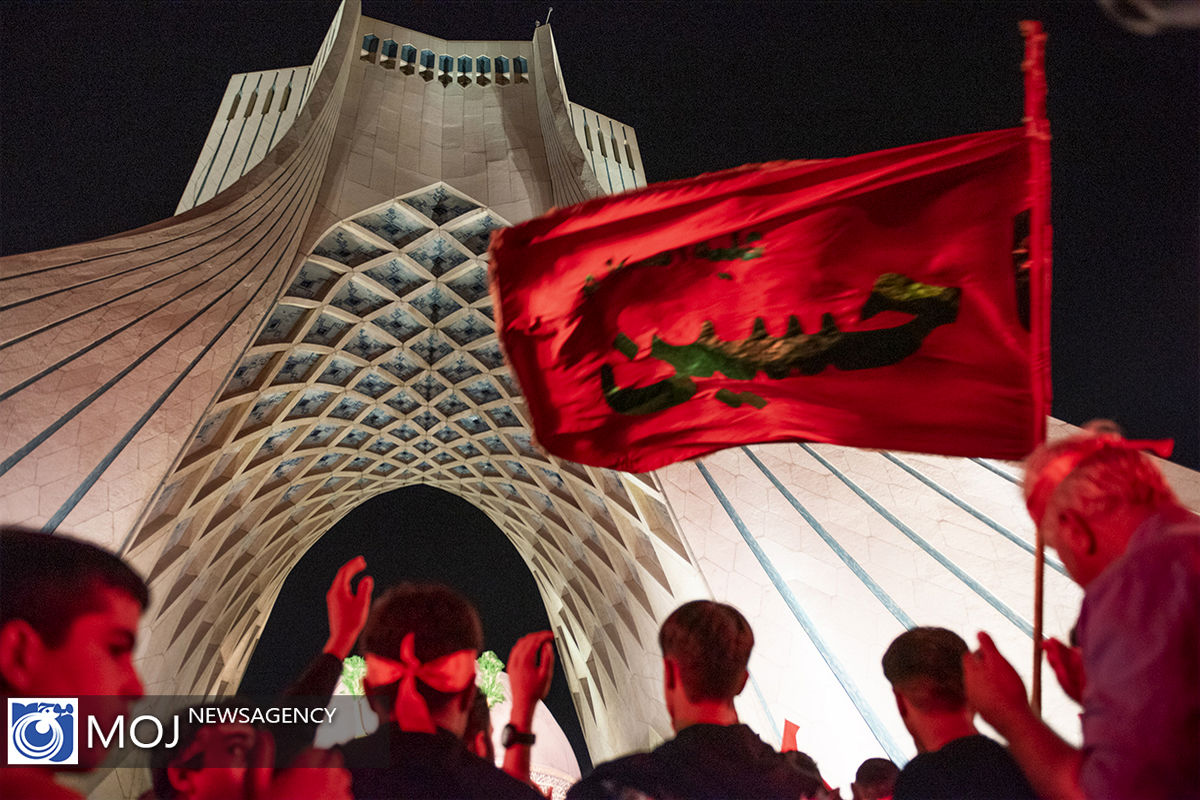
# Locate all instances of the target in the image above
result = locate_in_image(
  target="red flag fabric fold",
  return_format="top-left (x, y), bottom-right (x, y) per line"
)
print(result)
top-left (491, 127), bottom-right (1048, 473)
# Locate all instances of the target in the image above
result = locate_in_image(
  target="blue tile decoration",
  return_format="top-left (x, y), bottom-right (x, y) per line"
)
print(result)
top-left (287, 389), bottom-right (333, 418)
top-left (258, 427), bottom-right (298, 457)
top-left (353, 372), bottom-right (394, 399)
top-left (322, 477), bottom-right (345, 490)
top-left (477, 461), bottom-right (500, 476)
top-left (443, 312), bottom-right (488, 345)
top-left (437, 357), bottom-right (481, 385)
top-left (419, 49), bottom-right (435, 69)
top-left (288, 261), bottom-right (338, 299)
top-left (536, 466), bottom-right (566, 490)
top-left (283, 483), bottom-right (308, 503)
top-left (371, 307), bottom-right (423, 343)
top-left (434, 394), bottom-right (468, 417)
top-left (432, 451), bottom-right (454, 464)
top-left (381, 39), bottom-right (399, 60)
top-left (383, 392), bottom-right (419, 415)
top-left (304, 314), bottom-right (351, 346)
top-left (487, 405), bottom-right (521, 428)
top-left (375, 462), bottom-right (397, 474)
top-left (379, 351), bottom-right (422, 382)
top-left (499, 482), bottom-right (518, 497)
top-left (462, 379), bottom-right (501, 405)
top-left (495, 372), bottom-right (521, 397)
top-left (272, 457), bottom-right (304, 481)
top-left (344, 329), bottom-right (391, 360)
top-left (433, 426), bottom-right (462, 443)
top-left (247, 392), bottom-right (289, 426)
top-left (468, 342), bottom-right (505, 369)
top-left (414, 440), bottom-right (436, 454)
top-left (228, 354), bottom-right (272, 393)
top-left (481, 434), bottom-right (509, 454)
top-left (313, 227), bottom-right (387, 267)
top-left (368, 438), bottom-right (396, 454)
top-left (400, 43), bottom-right (416, 64)
top-left (406, 234), bottom-right (469, 278)
top-left (505, 460), bottom-right (532, 480)
top-left (415, 462), bottom-right (433, 472)
top-left (273, 351), bottom-right (321, 384)
top-left (258, 304), bottom-right (305, 344)
top-left (347, 456), bottom-right (372, 470)
top-left (191, 408), bottom-right (230, 451)
top-left (453, 441), bottom-right (482, 458)
top-left (455, 413), bottom-right (490, 435)
top-left (412, 410), bottom-right (440, 430)
top-left (402, 185), bottom-right (479, 226)
top-left (413, 373), bottom-right (447, 401)
top-left (391, 424), bottom-right (419, 441)
top-left (410, 332), bottom-right (453, 365)
top-left (316, 453), bottom-right (344, 470)
top-left (445, 266), bottom-right (490, 304)
top-left (450, 464), bottom-right (472, 478)
top-left (447, 213), bottom-right (504, 256)
top-left (365, 257), bottom-right (425, 298)
top-left (316, 357), bottom-right (359, 387)
top-left (329, 397), bottom-right (366, 420)
top-left (362, 34), bottom-right (380, 53)
top-left (509, 432), bottom-right (541, 458)
top-left (476, 55), bottom-right (491, 74)
top-left (396, 450), bottom-right (418, 463)
top-left (339, 428), bottom-right (370, 448)
top-left (331, 278), bottom-right (389, 316)
top-left (409, 285), bottom-right (462, 324)
top-left (302, 423), bottom-right (338, 445)
top-left (362, 409), bottom-right (397, 429)
top-left (354, 206), bottom-right (430, 249)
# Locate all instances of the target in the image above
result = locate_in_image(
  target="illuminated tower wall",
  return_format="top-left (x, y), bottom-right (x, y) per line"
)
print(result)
top-left (2, 2), bottom-right (1198, 795)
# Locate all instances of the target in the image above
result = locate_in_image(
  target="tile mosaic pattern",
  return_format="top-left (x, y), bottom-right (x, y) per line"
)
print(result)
top-left (134, 183), bottom-right (703, 760)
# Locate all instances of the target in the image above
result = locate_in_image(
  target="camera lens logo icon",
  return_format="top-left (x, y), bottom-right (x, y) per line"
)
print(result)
top-left (7, 699), bottom-right (78, 765)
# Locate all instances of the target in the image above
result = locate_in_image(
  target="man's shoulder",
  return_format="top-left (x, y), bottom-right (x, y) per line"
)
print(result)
top-left (895, 735), bottom-right (1036, 800)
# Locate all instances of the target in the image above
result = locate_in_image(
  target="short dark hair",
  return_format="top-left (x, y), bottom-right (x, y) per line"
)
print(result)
top-left (0, 526), bottom-right (150, 648)
top-left (658, 600), bottom-right (753, 701)
top-left (881, 627), bottom-right (968, 712)
top-left (362, 583), bottom-right (483, 714)
top-left (854, 757), bottom-right (899, 799)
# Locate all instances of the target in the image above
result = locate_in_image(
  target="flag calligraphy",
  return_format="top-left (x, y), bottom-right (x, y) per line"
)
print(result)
top-left (490, 28), bottom-right (1050, 473)
top-left (491, 127), bottom-right (1048, 472)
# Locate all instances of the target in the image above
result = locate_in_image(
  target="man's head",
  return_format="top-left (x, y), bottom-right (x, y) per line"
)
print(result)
top-left (882, 627), bottom-right (973, 751)
top-left (1024, 431), bottom-right (1178, 586)
top-left (658, 601), bottom-right (753, 726)
top-left (151, 704), bottom-right (259, 800)
top-left (361, 582), bottom-right (482, 735)
top-left (0, 526), bottom-right (148, 700)
top-left (851, 757), bottom-right (898, 800)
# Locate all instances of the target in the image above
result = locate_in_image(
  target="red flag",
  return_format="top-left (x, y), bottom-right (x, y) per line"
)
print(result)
top-left (491, 30), bottom-right (1050, 473)
top-left (491, 126), bottom-right (1049, 472)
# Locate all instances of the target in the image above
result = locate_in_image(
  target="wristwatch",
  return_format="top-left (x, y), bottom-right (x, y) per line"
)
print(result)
top-left (501, 723), bottom-right (536, 747)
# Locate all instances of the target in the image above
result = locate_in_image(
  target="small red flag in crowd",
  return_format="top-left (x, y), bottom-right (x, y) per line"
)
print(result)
top-left (490, 23), bottom-right (1050, 474)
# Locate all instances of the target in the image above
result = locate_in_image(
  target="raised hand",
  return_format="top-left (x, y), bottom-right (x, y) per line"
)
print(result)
top-left (1043, 637), bottom-right (1086, 705)
top-left (507, 630), bottom-right (555, 727)
top-left (962, 631), bottom-right (1030, 729)
top-left (323, 556), bottom-right (374, 660)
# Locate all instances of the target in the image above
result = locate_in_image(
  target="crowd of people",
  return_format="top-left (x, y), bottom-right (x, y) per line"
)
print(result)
top-left (1, 427), bottom-right (1196, 799)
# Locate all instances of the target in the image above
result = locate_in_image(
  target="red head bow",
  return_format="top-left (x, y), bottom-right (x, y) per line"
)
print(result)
top-left (365, 632), bottom-right (477, 733)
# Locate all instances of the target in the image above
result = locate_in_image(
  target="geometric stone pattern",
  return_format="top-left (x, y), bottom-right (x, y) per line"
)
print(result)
top-left (5, 2), bottom-right (1200, 792)
top-left (130, 184), bottom-right (706, 762)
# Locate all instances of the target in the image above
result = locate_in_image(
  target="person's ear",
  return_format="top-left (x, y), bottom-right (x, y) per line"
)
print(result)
top-left (892, 687), bottom-right (909, 720)
top-left (1059, 509), bottom-right (1097, 556)
top-left (166, 764), bottom-right (195, 795)
top-left (0, 619), bottom-right (47, 694)
top-left (733, 668), bottom-right (748, 696)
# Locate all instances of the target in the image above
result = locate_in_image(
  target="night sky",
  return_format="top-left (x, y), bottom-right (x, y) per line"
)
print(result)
top-left (3, 0), bottom-right (1197, 773)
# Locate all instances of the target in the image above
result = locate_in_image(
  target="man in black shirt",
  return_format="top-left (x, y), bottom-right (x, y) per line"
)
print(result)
top-left (882, 627), bottom-right (1035, 800)
top-left (340, 582), bottom-right (543, 799)
top-left (567, 600), bottom-right (823, 800)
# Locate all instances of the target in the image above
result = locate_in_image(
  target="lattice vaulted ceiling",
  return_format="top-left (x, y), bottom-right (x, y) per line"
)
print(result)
top-left (127, 183), bottom-right (702, 752)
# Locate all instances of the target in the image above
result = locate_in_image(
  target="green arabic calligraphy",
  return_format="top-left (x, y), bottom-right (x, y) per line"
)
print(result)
top-left (583, 231), bottom-right (764, 298)
top-left (601, 273), bottom-right (961, 415)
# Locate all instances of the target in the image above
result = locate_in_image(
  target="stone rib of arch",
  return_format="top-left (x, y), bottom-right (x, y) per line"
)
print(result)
top-left (134, 182), bottom-right (701, 753)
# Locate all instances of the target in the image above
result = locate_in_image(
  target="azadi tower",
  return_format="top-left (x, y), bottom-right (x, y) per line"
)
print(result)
top-left (3, 1), bottom-right (1197, 791)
